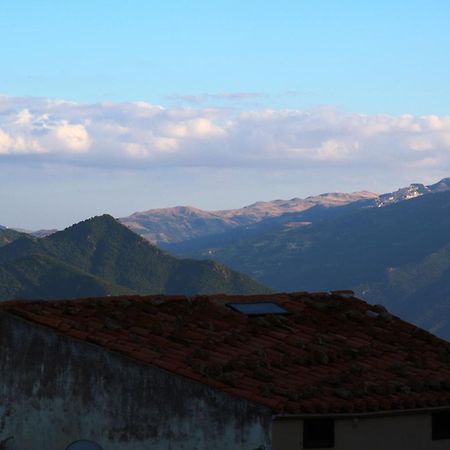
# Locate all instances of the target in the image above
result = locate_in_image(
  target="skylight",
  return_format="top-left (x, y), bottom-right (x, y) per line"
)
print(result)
top-left (227, 302), bottom-right (289, 316)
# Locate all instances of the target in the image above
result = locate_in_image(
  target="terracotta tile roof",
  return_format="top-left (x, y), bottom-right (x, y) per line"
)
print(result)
top-left (2, 292), bottom-right (450, 415)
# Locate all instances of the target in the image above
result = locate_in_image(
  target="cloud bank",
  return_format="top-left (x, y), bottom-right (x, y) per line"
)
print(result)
top-left (1, 95), bottom-right (450, 172)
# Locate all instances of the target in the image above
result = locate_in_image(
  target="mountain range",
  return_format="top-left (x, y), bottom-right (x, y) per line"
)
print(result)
top-left (2, 177), bottom-right (450, 339)
top-left (148, 178), bottom-right (450, 339)
top-left (119, 191), bottom-right (377, 244)
top-left (0, 215), bottom-right (268, 301)
top-left (120, 179), bottom-right (450, 246)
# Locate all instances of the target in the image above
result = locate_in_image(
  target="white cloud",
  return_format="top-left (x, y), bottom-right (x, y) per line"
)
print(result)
top-left (15, 109), bottom-right (32, 125)
top-left (52, 122), bottom-right (90, 152)
top-left (161, 118), bottom-right (224, 138)
top-left (0, 95), bottom-right (449, 175)
top-left (0, 129), bottom-right (13, 154)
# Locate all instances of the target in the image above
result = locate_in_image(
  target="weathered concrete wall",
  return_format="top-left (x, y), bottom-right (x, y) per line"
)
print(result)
top-left (0, 314), bottom-right (272, 450)
top-left (272, 413), bottom-right (450, 450)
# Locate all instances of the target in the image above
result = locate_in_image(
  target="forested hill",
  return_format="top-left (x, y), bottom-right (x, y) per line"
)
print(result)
top-left (0, 215), bottom-right (269, 301)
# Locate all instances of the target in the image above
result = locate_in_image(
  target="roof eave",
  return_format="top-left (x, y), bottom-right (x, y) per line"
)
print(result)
top-left (273, 404), bottom-right (450, 420)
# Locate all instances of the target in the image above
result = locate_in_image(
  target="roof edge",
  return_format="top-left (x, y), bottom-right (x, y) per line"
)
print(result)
top-left (274, 405), bottom-right (450, 420)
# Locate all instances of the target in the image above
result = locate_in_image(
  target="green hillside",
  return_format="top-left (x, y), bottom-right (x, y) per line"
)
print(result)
top-left (356, 244), bottom-right (450, 337)
top-left (0, 253), bottom-right (135, 300)
top-left (0, 215), bottom-right (269, 300)
top-left (0, 228), bottom-right (24, 247)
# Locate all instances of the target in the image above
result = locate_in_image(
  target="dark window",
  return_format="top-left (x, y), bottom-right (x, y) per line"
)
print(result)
top-left (226, 302), bottom-right (289, 316)
top-left (303, 418), bottom-right (335, 448)
top-left (66, 441), bottom-right (103, 450)
top-left (432, 411), bottom-right (450, 440)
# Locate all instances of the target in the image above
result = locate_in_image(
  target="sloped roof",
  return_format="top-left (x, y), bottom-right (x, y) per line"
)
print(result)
top-left (2, 292), bottom-right (450, 414)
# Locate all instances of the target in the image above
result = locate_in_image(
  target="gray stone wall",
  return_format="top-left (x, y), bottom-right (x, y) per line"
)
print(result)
top-left (0, 314), bottom-right (272, 450)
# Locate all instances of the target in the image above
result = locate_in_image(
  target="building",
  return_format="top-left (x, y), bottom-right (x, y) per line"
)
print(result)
top-left (1, 291), bottom-right (450, 450)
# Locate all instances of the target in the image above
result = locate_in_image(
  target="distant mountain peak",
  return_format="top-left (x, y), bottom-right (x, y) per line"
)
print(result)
top-left (85, 213), bottom-right (117, 223)
top-left (53, 214), bottom-right (152, 245)
top-left (375, 177), bottom-right (450, 207)
top-left (61, 214), bottom-right (125, 233)
top-left (429, 177), bottom-right (450, 192)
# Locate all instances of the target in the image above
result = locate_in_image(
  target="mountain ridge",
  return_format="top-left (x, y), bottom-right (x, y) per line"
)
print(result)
top-left (120, 178), bottom-right (450, 245)
top-left (120, 191), bottom-right (378, 244)
top-left (0, 215), bottom-right (269, 301)
top-left (374, 177), bottom-right (450, 207)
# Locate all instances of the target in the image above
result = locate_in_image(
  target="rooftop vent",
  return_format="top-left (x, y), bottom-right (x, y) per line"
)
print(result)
top-left (227, 302), bottom-right (289, 316)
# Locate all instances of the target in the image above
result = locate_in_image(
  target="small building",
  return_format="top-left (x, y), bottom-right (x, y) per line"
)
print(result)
top-left (1, 291), bottom-right (450, 450)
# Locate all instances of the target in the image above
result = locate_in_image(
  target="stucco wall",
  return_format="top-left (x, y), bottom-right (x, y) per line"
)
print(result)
top-left (272, 413), bottom-right (450, 450)
top-left (0, 313), bottom-right (272, 450)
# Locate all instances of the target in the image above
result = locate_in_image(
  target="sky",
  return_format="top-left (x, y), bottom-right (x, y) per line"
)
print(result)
top-left (1, 0), bottom-right (450, 229)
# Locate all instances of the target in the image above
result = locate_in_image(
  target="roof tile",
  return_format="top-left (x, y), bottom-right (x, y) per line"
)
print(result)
top-left (2, 292), bottom-right (450, 414)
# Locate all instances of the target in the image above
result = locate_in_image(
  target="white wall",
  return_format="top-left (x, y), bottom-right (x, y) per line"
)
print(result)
top-left (273, 412), bottom-right (450, 450)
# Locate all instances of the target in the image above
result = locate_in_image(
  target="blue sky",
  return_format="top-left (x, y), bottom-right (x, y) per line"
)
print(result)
top-left (1, 1), bottom-right (450, 228)
top-left (2, 0), bottom-right (450, 114)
